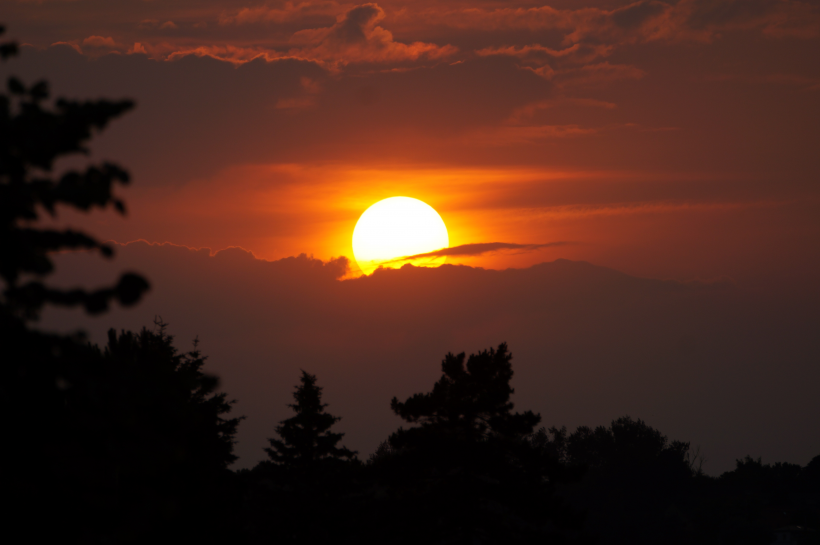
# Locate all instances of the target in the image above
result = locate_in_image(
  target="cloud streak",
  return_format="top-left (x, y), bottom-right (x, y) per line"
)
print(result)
top-left (387, 241), bottom-right (571, 263)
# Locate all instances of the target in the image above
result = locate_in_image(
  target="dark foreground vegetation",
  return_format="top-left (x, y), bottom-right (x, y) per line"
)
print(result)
top-left (2, 26), bottom-right (818, 545)
top-left (6, 316), bottom-right (820, 545)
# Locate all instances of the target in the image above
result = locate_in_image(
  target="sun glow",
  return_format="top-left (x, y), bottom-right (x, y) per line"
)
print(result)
top-left (352, 197), bottom-right (449, 275)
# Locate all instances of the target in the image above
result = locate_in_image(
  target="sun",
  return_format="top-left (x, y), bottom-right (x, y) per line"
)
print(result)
top-left (352, 197), bottom-right (449, 275)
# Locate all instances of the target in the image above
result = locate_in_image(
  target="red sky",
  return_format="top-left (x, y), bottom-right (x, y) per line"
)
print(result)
top-left (7, 0), bottom-right (820, 472)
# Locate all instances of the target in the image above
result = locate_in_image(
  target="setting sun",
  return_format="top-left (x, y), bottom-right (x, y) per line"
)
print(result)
top-left (352, 197), bottom-right (449, 275)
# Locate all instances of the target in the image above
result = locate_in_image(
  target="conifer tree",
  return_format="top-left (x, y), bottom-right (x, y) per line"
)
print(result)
top-left (266, 371), bottom-right (356, 469)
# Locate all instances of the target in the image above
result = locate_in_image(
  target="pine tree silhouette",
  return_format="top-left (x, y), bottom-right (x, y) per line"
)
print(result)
top-left (266, 371), bottom-right (356, 469)
top-left (244, 372), bottom-right (357, 545)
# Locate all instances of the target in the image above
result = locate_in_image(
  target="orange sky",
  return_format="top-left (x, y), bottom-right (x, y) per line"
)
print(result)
top-left (7, 0), bottom-right (819, 287)
top-left (8, 0), bottom-right (820, 471)
top-left (7, 0), bottom-right (818, 291)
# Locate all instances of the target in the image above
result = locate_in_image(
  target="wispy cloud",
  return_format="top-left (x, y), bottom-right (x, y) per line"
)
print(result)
top-left (387, 241), bottom-right (571, 263)
top-left (288, 3), bottom-right (457, 67)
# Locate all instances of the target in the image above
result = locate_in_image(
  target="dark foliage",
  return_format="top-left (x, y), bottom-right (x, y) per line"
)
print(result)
top-left (99, 321), bottom-right (243, 473)
top-left (0, 26), bottom-right (17, 60)
top-left (389, 343), bottom-right (541, 443)
top-left (0, 26), bottom-right (148, 319)
top-left (362, 343), bottom-right (586, 545)
top-left (5, 317), bottom-right (244, 543)
top-left (241, 346), bottom-right (588, 545)
top-left (1, 31), bottom-right (240, 543)
top-left (707, 456), bottom-right (820, 545)
top-left (530, 419), bottom-right (820, 545)
top-left (532, 418), bottom-right (697, 545)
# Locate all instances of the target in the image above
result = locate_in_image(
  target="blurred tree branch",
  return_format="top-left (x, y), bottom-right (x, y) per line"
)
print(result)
top-left (0, 25), bottom-right (148, 319)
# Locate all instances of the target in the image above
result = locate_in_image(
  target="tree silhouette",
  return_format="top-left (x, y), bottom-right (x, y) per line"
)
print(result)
top-left (0, 28), bottom-right (252, 542)
top-left (66, 320), bottom-right (244, 542)
top-left (100, 319), bottom-right (243, 473)
top-left (266, 370), bottom-right (356, 469)
top-left (531, 417), bottom-right (697, 545)
top-left (243, 372), bottom-right (357, 545)
top-left (0, 25), bottom-right (148, 319)
top-left (564, 416), bottom-right (691, 471)
top-left (366, 343), bottom-right (582, 544)
top-left (389, 342), bottom-right (541, 449)
top-left (6, 316), bottom-right (245, 542)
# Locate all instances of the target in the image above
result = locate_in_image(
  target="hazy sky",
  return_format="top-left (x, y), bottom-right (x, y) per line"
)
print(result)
top-left (7, 0), bottom-right (819, 472)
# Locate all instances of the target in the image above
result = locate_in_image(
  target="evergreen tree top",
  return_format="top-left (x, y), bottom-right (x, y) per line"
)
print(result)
top-left (266, 371), bottom-right (356, 468)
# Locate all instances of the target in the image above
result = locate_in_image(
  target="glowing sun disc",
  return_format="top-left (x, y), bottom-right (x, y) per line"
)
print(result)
top-left (352, 197), bottom-right (449, 275)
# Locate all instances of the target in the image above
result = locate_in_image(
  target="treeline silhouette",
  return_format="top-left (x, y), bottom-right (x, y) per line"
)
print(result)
top-left (238, 352), bottom-right (820, 545)
top-left (2, 26), bottom-right (819, 545)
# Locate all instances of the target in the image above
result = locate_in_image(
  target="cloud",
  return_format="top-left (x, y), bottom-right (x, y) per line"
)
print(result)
top-left (129, 42), bottom-right (148, 55)
top-left (476, 43), bottom-right (614, 64)
top-left (218, 1), bottom-right (341, 25)
top-left (12, 0), bottom-right (817, 78)
top-left (573, 0), bottom-right (820, 44)
top-left (153, 43), bottom-right (339, 66)
top-left (162, 44), bottom-right (296, 65)
top-left (506, 58), bottom-right (645, 87)
top-left (385, 241), bottom-right (571, 263)
top-left (523, 64), bottom-right (556, 80)
top-left (51, 41), bottom-right (81, 54)
top-left (77, 35), bottom-right (122, 57)
top-left (402, 0), bottom-right (819, 46)
top-left (82, 35), bottom-right (116, 48)
top-left (119, 3), bottom-right (457, 68)
top-left (288, 3), bottom-right (457, 67)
